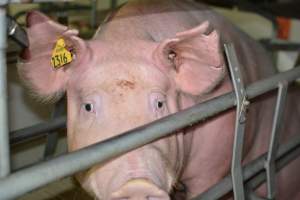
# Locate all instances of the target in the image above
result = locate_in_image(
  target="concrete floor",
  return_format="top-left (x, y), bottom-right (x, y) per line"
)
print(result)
top-left (18, 177), bottom-right (93, 200)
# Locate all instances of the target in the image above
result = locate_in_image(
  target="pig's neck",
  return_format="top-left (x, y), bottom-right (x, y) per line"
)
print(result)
top-left (179, 76), bottom-right (235, 198)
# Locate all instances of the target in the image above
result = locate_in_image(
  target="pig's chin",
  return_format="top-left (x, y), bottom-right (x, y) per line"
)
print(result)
top-left (78, 166), bottom-right (175, 200)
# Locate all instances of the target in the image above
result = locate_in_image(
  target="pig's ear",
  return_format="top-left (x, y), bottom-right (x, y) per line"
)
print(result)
top-left (18, 11), bottom-right (88, 102)
top-left (153, 21), bottom-right (226, 96)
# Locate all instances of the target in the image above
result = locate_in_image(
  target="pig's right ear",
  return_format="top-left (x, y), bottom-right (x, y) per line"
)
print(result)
top-left (18, 11), bottom-right (88, 102)
top-left (153, 22), bottom-right (225, 96)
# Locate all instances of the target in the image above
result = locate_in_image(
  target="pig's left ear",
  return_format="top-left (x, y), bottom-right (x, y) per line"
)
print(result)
top-left (153, 21), bottom-right (225, 96)
top-left (18, 11), bottom-right (89, 102)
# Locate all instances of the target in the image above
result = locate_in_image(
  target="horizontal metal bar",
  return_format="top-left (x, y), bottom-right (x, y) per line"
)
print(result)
top-left (0, 67), bottom-right (300, 199)
top-left (266, 43), bottom-right (300, 51)
top-left (246, 67), bottom-right (300, 98)
top-left (260, 39), bottom-right (300, 51)
top-left (193, 134), bottom-right (300, 200)
top-left (5, 0), bottom-right (71, 3)
top-left (10, 116), bottom-right (66, 145)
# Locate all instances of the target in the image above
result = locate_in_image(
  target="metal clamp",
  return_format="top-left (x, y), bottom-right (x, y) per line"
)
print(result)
top-left (7, 15), bottom-right (29, 48)
top-left (265, 82), bottom-right (288, 199)
top-left (224, 43), bottom-right (250, 200)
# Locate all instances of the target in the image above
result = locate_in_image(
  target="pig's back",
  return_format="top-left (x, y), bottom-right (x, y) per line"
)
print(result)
top-left (95, 0), bottom-right (276, 84)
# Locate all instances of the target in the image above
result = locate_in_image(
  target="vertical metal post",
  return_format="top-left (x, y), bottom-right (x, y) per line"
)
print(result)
top-left (43, 98), bottom-right (65, 160)
top-left (0, 5), bottom-right (10, 178)
top-left (246, 82), bottom-right (288, 200)
top-left (90, 0), bottom-right (97, 28)
top-left (225, 43), bottom-right (249, 200)
top-left (111, 0), bottom-right (117, 10)
top-left (265, 82), bottom-right (288, 199)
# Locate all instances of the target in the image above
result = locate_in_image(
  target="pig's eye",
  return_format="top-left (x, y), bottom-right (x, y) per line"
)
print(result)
top-left (150, 92), bottom-right (168, 117)
top-left (84, 103), bottom-right (94, 112)
top-left (80, 96), bottom-right (100, 116)
top-left (156, 100), bottom-right (164, 109)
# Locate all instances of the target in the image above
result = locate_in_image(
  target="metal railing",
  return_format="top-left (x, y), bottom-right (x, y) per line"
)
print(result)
top-left (10, 116), bottom-right (66, 145)
top-left (4, 0), bottom-right (71, 3)
top-left (194, 133), bottom-right (300, 200)
top-left (1, 1), bottom-right (300, 200)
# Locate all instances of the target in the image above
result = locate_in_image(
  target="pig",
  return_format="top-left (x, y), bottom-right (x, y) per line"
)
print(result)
top-left (18, 0), bottom-right (300, 199)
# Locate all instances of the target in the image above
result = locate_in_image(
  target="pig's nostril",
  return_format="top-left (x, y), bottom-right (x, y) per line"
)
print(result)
top-left (110, 179), bottom-right (170, 200)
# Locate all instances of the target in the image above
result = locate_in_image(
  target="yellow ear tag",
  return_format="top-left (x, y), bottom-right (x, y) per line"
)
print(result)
top-left (51, 38), bottom-right (73, 69)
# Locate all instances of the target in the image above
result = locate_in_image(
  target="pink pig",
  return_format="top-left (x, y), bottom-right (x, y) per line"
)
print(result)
top-left (18, 0), bottom-right (300, 199)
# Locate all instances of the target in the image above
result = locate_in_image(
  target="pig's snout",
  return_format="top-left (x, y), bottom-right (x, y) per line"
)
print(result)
top-left (110, 179), bottom-right (170, 200)
top-left (79, 145), bottom-right (176, 199)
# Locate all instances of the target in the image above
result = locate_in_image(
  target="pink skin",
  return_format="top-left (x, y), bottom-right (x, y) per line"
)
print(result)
top-left (18, 0), bottom-right (300, 199)
top-left (67, 47), bottom-right (185, 199)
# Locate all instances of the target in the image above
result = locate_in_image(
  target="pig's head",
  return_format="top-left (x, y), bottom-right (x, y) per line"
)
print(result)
top-left (19, 11), bottom-right (225, 200)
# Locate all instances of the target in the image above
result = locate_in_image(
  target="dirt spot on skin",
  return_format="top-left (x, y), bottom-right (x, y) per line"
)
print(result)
top-left (116, 80), bottom-right (135, 90)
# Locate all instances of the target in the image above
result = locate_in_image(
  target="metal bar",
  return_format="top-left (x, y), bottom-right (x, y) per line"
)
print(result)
top-left (0, 66), bottom-right (300, 199)
top-left (243, 83), bottom-right (288, 200)
top-left (265, 82), bottom-right (288, 199)
top-left (43, 99), bottom-right (65, 160)
top-left (90, 0), bottom-right (97, 28)
top-left (6, 0), bottom-right (72, 3)
top-left (0, 5), bottom-right (10, 178)
top-left (6, 15), bottom-right (28, 48)
top-left (193, 134), bottom-right (300, 200)
top-left (246, 138), bottom-right (300, 191)
top-left (111, 0), bottom-right (117, 10)
top-left (260, 39), bottom-right (300, 52)
top-left (225, 43), bottom-right (248, 200)
top-left (246, 67), bottom-right (300, 98)
top-left (10, 116), bottom-right (66, 145)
